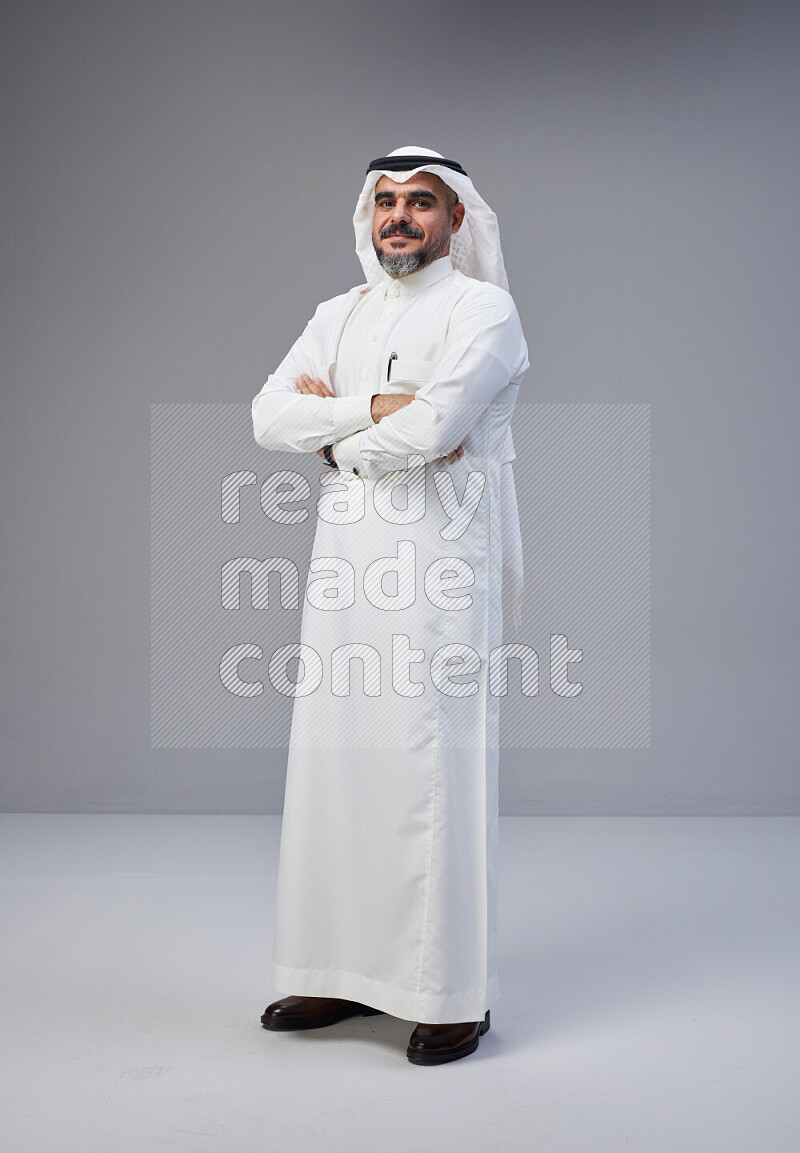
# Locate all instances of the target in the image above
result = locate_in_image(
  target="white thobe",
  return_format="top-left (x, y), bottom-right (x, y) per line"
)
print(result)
top-left (252, 254), bottom-right (528, 1023)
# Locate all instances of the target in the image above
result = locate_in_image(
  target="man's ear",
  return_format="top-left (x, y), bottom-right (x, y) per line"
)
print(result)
top-left (451, 202), bottom-right (466, 234)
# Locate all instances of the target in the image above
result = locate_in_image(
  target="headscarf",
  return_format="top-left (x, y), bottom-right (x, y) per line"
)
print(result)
top-left (353, 145), bottom-right (509, 291)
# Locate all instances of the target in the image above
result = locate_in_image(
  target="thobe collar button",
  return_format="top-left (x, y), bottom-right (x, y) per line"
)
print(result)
top-left (380, 254), bottom-right (454, 299)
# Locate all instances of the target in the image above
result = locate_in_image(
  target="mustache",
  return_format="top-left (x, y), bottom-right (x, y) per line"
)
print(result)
top-left (380, 224), bottom-right (424, 240)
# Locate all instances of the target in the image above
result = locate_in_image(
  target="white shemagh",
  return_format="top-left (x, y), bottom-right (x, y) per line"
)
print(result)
top-left (354, 145), bottom-right (525, 642)
top-left (353, 145), bottom-right (509, 291)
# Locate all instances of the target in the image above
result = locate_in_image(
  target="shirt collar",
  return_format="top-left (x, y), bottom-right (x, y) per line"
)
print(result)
top-left (381, 253), bottom-right (454, 298)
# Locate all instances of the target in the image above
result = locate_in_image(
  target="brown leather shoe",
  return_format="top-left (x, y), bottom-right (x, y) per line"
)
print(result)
top-left (406, 1009), bottom-right (490, 1065)
top-left (261, 995), bottom-right (384, 1031)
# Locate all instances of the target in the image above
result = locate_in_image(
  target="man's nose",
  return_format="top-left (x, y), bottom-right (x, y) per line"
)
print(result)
top-left (388, 198), bottom-right (411, 221)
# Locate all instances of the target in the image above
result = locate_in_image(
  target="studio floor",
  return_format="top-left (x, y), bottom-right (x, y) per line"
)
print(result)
top-left (0, 814), bottom-right (797, 1152)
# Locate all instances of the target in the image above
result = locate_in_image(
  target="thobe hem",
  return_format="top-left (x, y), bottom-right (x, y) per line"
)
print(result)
top-left (272, 960), bottom-right (500, 1025)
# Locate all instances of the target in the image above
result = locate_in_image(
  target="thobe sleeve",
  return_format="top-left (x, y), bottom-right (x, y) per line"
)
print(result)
top-left (251, 308), bottom-right (375, 454)
top-left (330, 288), bottom-right (529, 479)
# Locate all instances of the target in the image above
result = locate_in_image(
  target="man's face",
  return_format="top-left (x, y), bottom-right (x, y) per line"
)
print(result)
top-left (372, 172), bottom-right (465, 278)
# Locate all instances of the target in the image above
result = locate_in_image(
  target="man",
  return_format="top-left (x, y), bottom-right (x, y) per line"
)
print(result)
top-left (251, 146), bottom-right (528, 1065)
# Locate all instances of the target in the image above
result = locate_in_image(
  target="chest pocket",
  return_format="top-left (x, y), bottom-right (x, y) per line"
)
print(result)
top-left (386, 357), bottom-right (439, 393)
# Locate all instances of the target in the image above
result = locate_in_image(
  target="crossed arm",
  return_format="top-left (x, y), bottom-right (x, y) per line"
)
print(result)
top-left (324, 292), bottom-right (527, 479)
top-left (294, 375), bottom-right (465, 466)
top-left (251, 287), bottom-right (526, 477)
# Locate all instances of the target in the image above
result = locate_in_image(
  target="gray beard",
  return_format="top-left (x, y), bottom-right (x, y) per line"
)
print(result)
top-left (375, 249), bottom-right (426, 277)
top-left (374, 224), bottom-right (451, 279)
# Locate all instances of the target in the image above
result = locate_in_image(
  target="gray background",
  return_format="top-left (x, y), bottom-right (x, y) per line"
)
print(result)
top-left (2, 0), bottom-right (797, 813)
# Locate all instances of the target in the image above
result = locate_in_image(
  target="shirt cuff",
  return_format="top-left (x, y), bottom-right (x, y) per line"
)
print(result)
top-left (332, 394), bottom-right (375, 442)
top-left (330, 428), bottom-right (367, 478)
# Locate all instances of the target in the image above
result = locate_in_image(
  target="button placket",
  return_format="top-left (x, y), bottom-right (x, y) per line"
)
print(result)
top-left (363, 288), bottom-right (408, 401)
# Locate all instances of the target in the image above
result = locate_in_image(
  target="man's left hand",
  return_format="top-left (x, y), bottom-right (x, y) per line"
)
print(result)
top-left (296, 373), bottom-right (333, 399)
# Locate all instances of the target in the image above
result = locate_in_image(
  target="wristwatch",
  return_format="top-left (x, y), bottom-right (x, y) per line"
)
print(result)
top-left (322, 444), bottom-right (337, 468)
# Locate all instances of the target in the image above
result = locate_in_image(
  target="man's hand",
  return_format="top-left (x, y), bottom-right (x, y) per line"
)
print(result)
top-left (435, 443), bottom-right (464, 464)
top-left (296, 374), bottom-right (334, 399)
